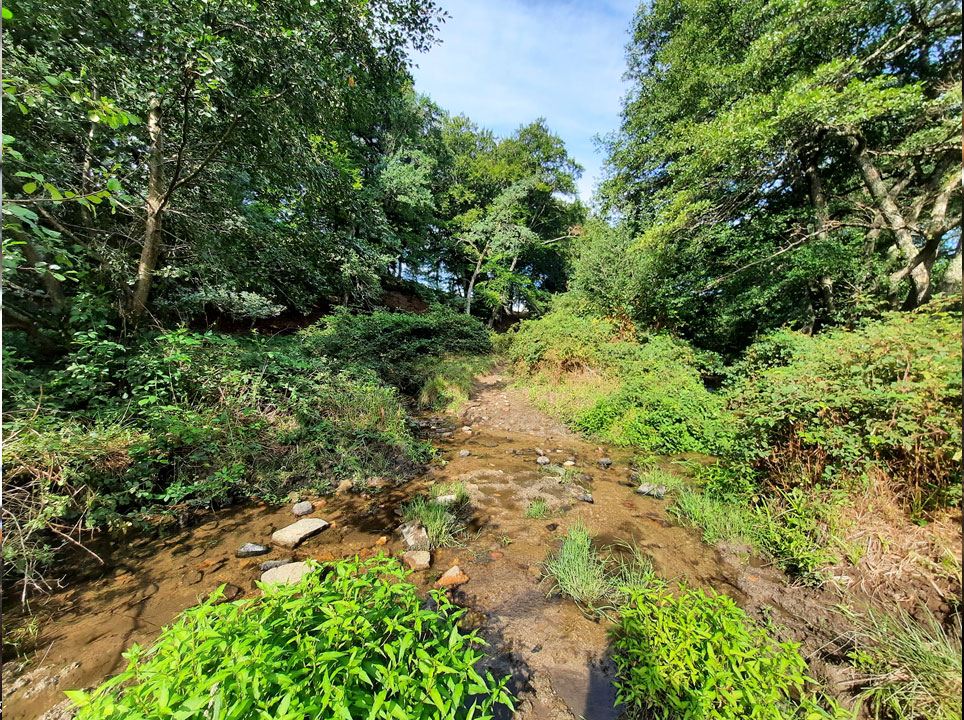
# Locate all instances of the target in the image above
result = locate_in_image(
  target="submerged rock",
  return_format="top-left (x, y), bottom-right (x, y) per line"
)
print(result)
top-left (292, 501), bottom-right (314, 517)
top-left (271, 518), bottom-right (330, 548)
top-left (637, 483), bottom-right (667, 499)
top-left (236, 542), bottom-right (270, 558)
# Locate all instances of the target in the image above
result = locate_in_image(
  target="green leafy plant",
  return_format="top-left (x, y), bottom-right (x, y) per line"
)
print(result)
top-left (613, 584), bottom-right (847, 720)
top-left (67, 556), bottom-right (514, 719)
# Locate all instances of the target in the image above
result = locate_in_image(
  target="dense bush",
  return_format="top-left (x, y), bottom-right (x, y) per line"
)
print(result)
top-left (613, 584), bottom-right (843, 720)
top-left (303, 307), bottom-right (492, 390)
top-left (726, 304), bottom-right (963, 510)
top-left (68, 556), bottom-right (514, 719)
top-left (507, 302), bottom-right (729, 454)
top-left (2, 329), bottom-right (430, 596)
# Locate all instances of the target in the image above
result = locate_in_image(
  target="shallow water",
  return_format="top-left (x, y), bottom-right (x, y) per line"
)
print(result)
top-left (2, 371), bottom-right (827, 720)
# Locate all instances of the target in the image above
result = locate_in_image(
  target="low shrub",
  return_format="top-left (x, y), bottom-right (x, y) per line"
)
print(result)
top-left (1, 330), bottom-right (430, 598)
top-left (613, 584), bottom-right (846, 720)
top-left (508, 304), bottom-right (731, 455)
top-left (726, 305), bottom-right (962, 510)
top-left (303, 307), bottom-right (492, 390)
top-left (67, 556), bottom-right (514, 719)
top-left (416, 354), bottom-right (496, 411)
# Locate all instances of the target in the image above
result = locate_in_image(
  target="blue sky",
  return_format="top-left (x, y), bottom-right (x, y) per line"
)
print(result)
top-left (410, 0), bottom-right (639, 204)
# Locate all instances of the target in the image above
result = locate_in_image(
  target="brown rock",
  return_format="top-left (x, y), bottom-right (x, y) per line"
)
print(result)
top-left (435, 565), bottom-right (468, 588)
top-left (375, 536), bottom-right (389, 546)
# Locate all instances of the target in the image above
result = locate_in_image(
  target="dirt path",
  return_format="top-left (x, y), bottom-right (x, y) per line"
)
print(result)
top-left (2, 367), bottom-right (855, 720)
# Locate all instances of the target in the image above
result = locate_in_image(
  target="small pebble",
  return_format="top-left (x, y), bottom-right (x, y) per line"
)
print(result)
top-left (460, 449), bottom-right (471, 458)
top-left (292, 501), bottom-right (314, 516)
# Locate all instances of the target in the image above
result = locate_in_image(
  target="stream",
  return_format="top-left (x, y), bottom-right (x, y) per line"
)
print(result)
top-left (2, 370), bottom-right (851, 720)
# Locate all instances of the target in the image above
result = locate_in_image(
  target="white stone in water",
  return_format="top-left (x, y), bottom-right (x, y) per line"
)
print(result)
top-left (271, 518), bottom-right (330, 548)
top-left (563, 461), bottom-right (576, 467)
top-left (260, 561), bottom-right (312, 585)
top-left (536, 456), bottom-right (551, 466)
top-left (459, 449), bottom-right (471, 458)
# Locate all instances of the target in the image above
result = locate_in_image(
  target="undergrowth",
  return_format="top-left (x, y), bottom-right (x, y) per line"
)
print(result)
top-left (613, 583), bottom-right (849, 720)
top-left (67, 556), bottom-right (514, 719)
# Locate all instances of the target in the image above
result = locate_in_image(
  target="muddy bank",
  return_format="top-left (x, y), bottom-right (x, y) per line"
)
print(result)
top-left (0, 370), bottom-right (904, 720)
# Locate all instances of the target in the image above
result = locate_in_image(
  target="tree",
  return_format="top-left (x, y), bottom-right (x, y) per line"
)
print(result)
top-left (599, 0), bottom-right (961, 349)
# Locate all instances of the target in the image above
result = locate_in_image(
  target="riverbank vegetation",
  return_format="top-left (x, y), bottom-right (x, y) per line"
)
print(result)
top-left (2, 0), bottom-right (961, 718)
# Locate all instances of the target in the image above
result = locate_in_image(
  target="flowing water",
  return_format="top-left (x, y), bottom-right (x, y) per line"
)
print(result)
top-left (2, 370), bottom-right (850, 720)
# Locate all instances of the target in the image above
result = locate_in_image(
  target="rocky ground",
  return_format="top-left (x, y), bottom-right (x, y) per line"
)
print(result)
top-left (2, 369), bottom-right (878, 720)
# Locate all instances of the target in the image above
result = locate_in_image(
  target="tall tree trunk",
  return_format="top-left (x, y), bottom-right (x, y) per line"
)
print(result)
top-left (20, 238), bottom-right (66, 307)
top-left (129, 97), bottom-right (165, 320)
top-left (804, 156), bottom-right (835, 313)
top-left (464, 256), bottom-right (484, 315)
top-left (848, 138), bottom-right (931, 308)
top-left (939, 241), bottom-right (962, 295)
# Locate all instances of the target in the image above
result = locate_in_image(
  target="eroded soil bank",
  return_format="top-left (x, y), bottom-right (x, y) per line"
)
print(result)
top-left (1, 369), bottom-right (888, 719)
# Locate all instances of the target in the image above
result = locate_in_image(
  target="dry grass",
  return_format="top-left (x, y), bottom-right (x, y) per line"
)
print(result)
top-left (832, 479), bottom-right (962, 603)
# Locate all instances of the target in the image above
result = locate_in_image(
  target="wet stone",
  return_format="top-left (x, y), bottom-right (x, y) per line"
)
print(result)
top-left (459, 449), bottom-right (471, 458)
top-left (545, 523), bottom-right (559, 532)
top-left (292, 501), bottom-right (314, 517)
top-left (260, 561), bottom-right (312, 586)
top-left (578, 493), bottom-right (594, 504)
top-left (184, 569), bottom-right (203, 585)
top-left (271, 518), bottom-right (330, 548)
top-left (563, 460), bottom-right (576, 467)
top-left (536, 456), bottom-right (551, 466)
top-left (534, 447), bottom-right (546, 456)
top-left (259, 558), bottom-right (293, 571)
top-left (598, 457), bottom-right (613, 469)
top-left (403, 551), bottom-right (431, 570)
top-left (435, 565), bottom-right (469, 588)
top-left (637, 483), bottom-right (667, 499)
top-left (237, 542), bottom-right (270, 558)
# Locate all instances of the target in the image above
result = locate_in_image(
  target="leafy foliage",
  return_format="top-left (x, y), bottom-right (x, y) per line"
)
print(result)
top-left (726, 304), bottom-right (963, 509)
top-left (1, 330), bottom-right (430, 596)
top-left (613, 584), bottom-right (845, 720)
top-left (67, 556), bottom-right (514, 719)
top-left (304, 308), bottom-right (492, 390)
top-left (508, 301), bottom-right (729, 454)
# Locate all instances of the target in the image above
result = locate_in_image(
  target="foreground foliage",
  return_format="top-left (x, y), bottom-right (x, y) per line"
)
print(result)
top-left (67, 556), bottom-right (514, 719)
top-left (613, 584), bottom-right (846, 720)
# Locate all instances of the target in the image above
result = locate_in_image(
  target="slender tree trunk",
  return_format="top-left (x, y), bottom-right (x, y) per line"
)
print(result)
top-left (129, 97), bottom-right (165, 320)
top-left (488, 253), bottom-right (519, 328)
top-left (804, 157), bottom-right (835, 313)
top-left (464, 256), bottom-right (484, 315)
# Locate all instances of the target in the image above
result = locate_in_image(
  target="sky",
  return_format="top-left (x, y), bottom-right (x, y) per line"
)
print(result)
top-left (410, 0), bottom-right (639, 204)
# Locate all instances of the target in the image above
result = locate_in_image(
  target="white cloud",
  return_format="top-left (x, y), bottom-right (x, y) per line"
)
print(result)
top-left (411, 0), bottom-right (637, 203)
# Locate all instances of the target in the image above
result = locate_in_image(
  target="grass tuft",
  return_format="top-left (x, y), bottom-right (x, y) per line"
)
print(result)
top-left (524, 499), bottom-right (552, 519)
top-left (846, 605), bottom-right (962, 720)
